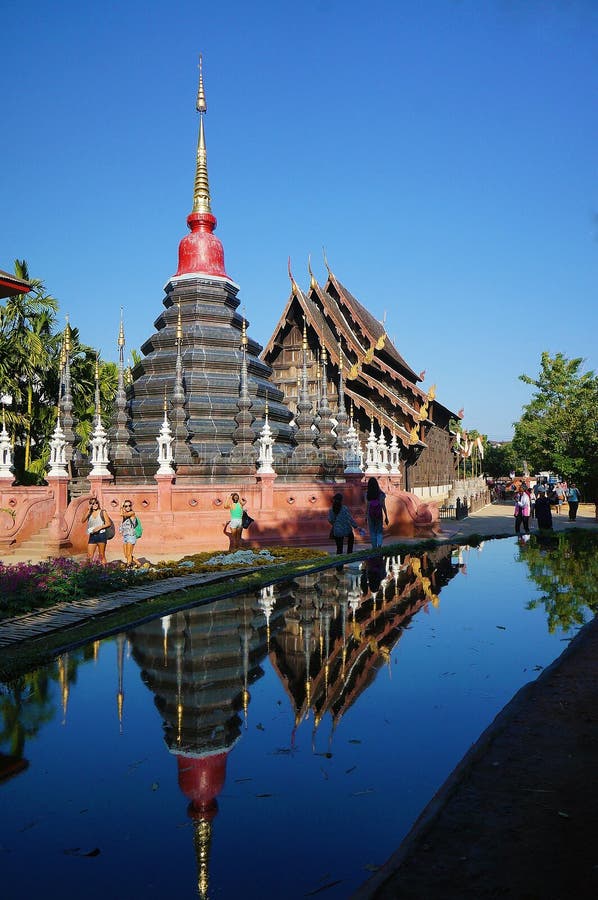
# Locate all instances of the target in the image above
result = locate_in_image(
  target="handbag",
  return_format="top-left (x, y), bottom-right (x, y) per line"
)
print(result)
top-left (134, 516), bottom-right (143, 538)
top-left (241, 510), bottom-right (254, 529)
top-left (102, 512), bottom-right (116, 540)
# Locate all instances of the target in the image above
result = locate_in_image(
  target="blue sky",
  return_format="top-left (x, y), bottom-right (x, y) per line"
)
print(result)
top-left (2, 0), bottom-right (596, 440)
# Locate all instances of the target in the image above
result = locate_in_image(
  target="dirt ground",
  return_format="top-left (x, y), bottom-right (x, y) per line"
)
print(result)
top-left (354, 611), bottom-right (598, 900)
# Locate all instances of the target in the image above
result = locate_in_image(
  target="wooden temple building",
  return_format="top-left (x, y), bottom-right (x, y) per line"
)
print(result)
top-left (0, 59), bottom-right (461, 555)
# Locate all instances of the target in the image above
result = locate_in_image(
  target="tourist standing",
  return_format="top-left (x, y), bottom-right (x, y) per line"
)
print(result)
top-left (535, 488), bottom-right (553, 531)
top-left (328, 492), bottom-right (359, 555)
top-left (514, 489), bottom-right (530, 535)
top-left (81, 497), bottom-right (111, 565)
top-left (224, 492), bottom-right (245, 551)
top-left (566, 483), bottom-right (580, 521)
top-left (365, 477), bottom-right (389, 549)
top-left (554, 482), bottom-right (566, 514)
top-left (119, 499), bottom-right (140, 568)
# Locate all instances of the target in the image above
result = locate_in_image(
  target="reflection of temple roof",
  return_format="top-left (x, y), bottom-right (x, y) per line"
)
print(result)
top-left (269, 548), bottom-right (459, 729)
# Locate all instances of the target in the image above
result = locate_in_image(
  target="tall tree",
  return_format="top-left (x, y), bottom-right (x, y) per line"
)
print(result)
top-left (513, 352), bottom-right (598, 501)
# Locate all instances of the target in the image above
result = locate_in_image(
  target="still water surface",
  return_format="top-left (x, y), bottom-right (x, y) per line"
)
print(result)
top-left (1, 535), bottom-right (596, 899)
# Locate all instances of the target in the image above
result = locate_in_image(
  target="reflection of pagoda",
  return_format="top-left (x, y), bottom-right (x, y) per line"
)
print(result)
top-left (127, 586), bottom-right (293, 897)
top-left (270, 548), bottom-right (459, 734)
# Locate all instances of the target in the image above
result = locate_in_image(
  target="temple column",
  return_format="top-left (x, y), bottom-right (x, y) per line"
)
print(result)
top-left (258, 473), bottom-right (277, 510)
top-left (155, 473), bottom-right (175, 513)
top-left (46, 474), bottom-right (70, 549)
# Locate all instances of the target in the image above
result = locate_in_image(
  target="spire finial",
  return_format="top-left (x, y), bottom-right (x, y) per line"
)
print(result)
top-left (196, 54), bottom-right (207, 113)
top-left (118, 307), bottom-right (125, 349)
top-left (64, 315), bottom-right (71, 354)
top-left (192, 54), bottom-right (211, 214)
top-left (176, 301), bottom-right (183, 343)
top-left (322, 247), bottom-right (332, 276)
top-left (302, 315), bottom-right (308, 351)
top-left (241, 316), bottom-right (248, 348)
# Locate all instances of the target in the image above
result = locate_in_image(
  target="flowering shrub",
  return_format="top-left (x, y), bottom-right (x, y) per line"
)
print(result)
top-left (0, 546), bottom-right (328, 620)
top-left (0, 559), bottom-right (154, 618)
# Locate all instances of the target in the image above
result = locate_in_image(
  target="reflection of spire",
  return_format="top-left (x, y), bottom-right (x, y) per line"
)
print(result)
top-left (57, 653), bottom-right (70, 725)
top-left (162, 615), bottom-right (171, 665)
top-left (194, 818), bottom-right (212, 900)
top-left (116, 634), bottom-right (125, 733)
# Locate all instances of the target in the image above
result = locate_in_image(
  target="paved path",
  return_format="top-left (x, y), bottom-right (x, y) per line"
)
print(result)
top-left (0, 567), bottom-right (251, 649)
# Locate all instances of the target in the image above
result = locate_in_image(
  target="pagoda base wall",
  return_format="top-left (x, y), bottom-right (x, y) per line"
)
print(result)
top-left (0, 475), bottom-right (440, 558)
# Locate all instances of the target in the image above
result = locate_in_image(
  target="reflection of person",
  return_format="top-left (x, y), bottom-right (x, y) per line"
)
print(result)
top-left (566, 483), bottom-right (580, 521)
top-left (360, 555), bottom-right (386, 596)
top-left (514, 489), bottom-right (530, 534)
top-left (328, 493), bottom-right (359, 555)
top-left (224, 491), bottom-right (245, 550)
top-left (81, 497), bottom-right (110, 565)
top-left (535, 488), bottom-right (553, 530)
top-left (119, 500), bottom-right (140, 568)
top-left (365, 477), bottom-right (389, 549)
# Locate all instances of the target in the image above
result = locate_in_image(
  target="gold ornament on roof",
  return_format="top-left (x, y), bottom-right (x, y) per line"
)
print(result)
top-left (364, 346), bottom-right (374, 364)
top-left (428, 384), bottom-right (437, 401)
top-left (118, 307), bottom-right (125, 349)
top-left (348, 361), bottom-right (359, 380)
top-left (307, 254), bottom-right (318, 291)
top-left (375, 333), bottom-right (386, 351)
top-left (409, 424), bottom-right (420, 444)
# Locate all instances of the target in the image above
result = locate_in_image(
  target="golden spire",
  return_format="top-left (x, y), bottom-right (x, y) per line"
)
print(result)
top-left (302, 315), bottom-right (308, 351)
top-left (321, 342), bottom-right (328, 365)
top-left (307, 254), bottom-right (317, 291)
top-left (176, 301), bottom-right (183, 342)
top-left (118, 307), bottom-right (125, 349)
top-left (192, 54), bottom-right (212, 214)
top-left (241, 317), bottom-right (248, 348)
top-left (64, 315), bottom-right (71, 354)
top-left (338, 341), bottom-right (343, 371)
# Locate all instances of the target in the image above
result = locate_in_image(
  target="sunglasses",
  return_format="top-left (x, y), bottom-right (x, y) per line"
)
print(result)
top-left (123, 504), bottom-right (132, 509)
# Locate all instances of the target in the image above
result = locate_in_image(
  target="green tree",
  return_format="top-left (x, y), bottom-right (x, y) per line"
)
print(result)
top-left (483, 441), bottom-right (521, 478)
top-left (513, 352), bottom-right (598, 502)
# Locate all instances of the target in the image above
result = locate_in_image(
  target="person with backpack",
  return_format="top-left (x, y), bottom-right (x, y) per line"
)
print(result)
top-left (328, 492), bottom-right (360, 555)
top-left (81, 496), bottom-right (112, 565)
top-left (119, 499), bottom-right (142, 568)
top-left (365, 477), bottom-right (389, 548)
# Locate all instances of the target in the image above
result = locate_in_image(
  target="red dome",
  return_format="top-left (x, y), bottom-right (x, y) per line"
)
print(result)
top-left (177, 752), bottom-right (228, 821)
top-left (175, 212), bottom-right (228, 279)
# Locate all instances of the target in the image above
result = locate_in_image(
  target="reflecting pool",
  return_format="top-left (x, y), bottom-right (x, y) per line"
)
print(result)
top-left (2, 534), bottom-right (597, 899)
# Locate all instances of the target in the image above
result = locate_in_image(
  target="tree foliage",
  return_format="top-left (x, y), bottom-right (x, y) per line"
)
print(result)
top-left (0, 260), bottom-right (117, 482)
top-left (513, 352), bottom-right (598, 498)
